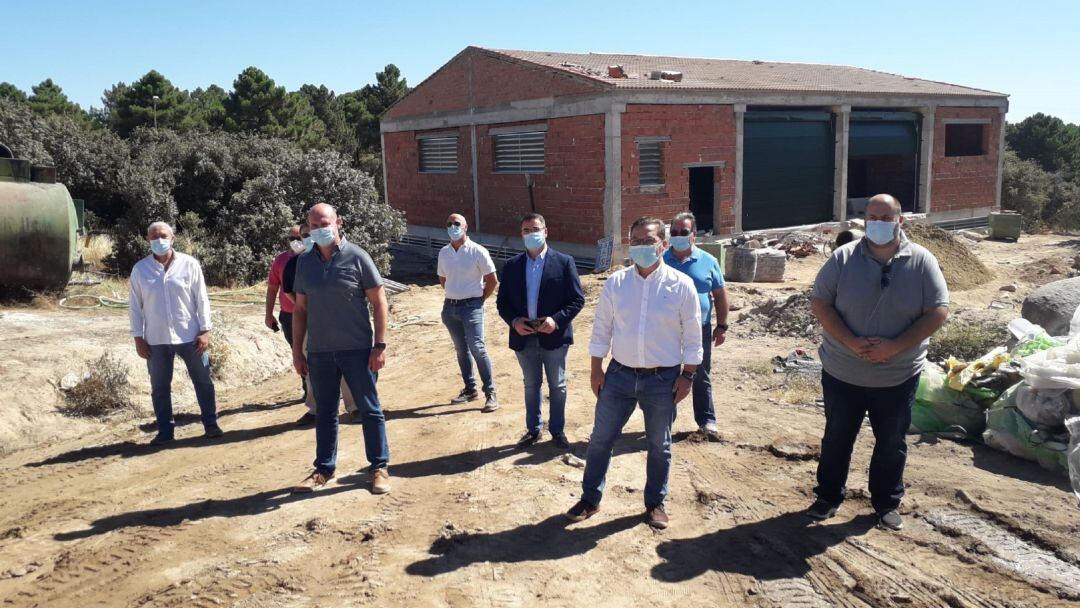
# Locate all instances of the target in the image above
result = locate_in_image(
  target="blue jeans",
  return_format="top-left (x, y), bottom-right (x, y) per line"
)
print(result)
top-left (307, 349), bottom-right (390, 476)
top-left (514, 337), bottom-right (569, 436)
top-left (441, 298), bottom-right (495, 395)
top-left (147, 342), bottom-right (217, 438)
top-left (581, 361), bottom-right (679, 509)
top-left (692, 324), bottom-right (716, 427)
top-left (814, 370), bottom-right (919, 513)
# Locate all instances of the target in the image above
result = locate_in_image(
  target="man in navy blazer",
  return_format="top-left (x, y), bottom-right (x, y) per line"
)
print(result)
top-left (497, 213), bottom-right (586, 449)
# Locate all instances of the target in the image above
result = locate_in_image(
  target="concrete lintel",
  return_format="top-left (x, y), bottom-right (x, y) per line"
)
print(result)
top-left (489, 123), bottom-right (549, 136)
top-left (610, 90), bottom-right (1007, 110)
top-left (681, 161), bottom-right (726, 169)
top-left (833, 107), bottom-right (851, 222)
top-left (635, 135), bottom-right (671, 144)
top-left (918, 109), bottom-right (936, 213)
top-left (414, 130), bottom-right (459, 140)
top-left (380, 93), bottom-right (613, 133)
top-left (942, 118), bottom-right (992, 125)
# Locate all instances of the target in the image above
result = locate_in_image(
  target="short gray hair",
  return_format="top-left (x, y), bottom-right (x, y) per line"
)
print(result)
top-left (672, 212), bottom-right (696, 231)
top-left (147, 221), bottom-right (173, 237)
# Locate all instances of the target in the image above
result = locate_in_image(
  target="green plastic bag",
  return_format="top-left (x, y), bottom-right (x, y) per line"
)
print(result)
top-left (983, 384), bottom-right (1070, 475)
top-left (911, 366), bottom-right (987, 437)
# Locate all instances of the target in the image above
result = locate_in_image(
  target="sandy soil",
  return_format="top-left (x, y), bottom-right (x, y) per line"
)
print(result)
top-left (0, 234), bottom-right (1078, 607)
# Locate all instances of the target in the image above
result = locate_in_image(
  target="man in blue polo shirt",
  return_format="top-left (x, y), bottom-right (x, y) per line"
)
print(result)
top-left (290, 203), bottom-right (391, 495)
top-left (663, 212), bottom-right (729, 441)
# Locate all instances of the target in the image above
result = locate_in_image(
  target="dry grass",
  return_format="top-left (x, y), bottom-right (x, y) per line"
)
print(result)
top-left (59, 350), bottom-right (138, 418)
top-left (739, 359), bottom-right (822, 406)
top-left (927, 319), bottom-right (1009, 363)
top-left (209, 311), bottom-right (234, 380)
top-left (80, 234), bottom-right (115, 270)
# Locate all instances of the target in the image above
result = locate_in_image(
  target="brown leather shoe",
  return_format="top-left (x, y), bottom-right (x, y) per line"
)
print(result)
top-left (646, 505), bottom-right (670, 529)
top-left (292, 470), bottom-right (333, 493)
top-left (565, 500), bottom-right (599, 522)
top-left (371, 468), bottom-right (391, 495)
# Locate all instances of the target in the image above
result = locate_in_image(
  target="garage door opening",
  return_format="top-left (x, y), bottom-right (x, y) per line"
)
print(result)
top-left (847, 112), bottom-right (920, 215)
top-left (688, 166), bottom-right (714, 233)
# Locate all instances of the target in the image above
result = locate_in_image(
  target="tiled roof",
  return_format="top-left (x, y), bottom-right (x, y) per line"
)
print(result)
top-left (484, 48), bottom-right (1006, 98)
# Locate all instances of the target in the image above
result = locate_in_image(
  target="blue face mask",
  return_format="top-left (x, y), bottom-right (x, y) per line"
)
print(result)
top-left (302, 236), bottom-right (314, 253)
top-left (670, 236), bottom-right (692, 252)
top-left (865, 220), bottom-right (898, 246)
top-left (150, 238), bottom-right (172, 256)
top-left (523, 231), bottom-right (546, 251)
top-left (447, 225), bottom-right (464, 241)
top-left (310, 226), bottom-right (335, 247)
top-left (630, 244), bottom-right (661, 269)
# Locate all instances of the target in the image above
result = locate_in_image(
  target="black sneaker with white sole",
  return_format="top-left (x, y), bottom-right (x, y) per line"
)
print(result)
top-left (450, 388), bottom-right (480, 404)
top-left (481, 391), bottom-right (499, 412)
top-left (806, 499), bottom-right (838, 521)
top-left (516, 431), bottom-right (540, 446)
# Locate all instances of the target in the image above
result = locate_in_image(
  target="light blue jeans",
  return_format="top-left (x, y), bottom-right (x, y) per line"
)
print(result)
top-left (514, 337), bottom-right (569, 436)
top-left (147, 342), bottom-right (217, 438)
top-left (441, 297), bottom-right (495, 395)
top-left (581, 361), bottom-right (679, 508)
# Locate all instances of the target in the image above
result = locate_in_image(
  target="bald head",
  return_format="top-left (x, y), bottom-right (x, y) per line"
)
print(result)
top-left (447, 213), bottom-right (468, 231)
top-left (308, 203), bottom-right (339, 227)
top-left (866, 194), bottom-right (902, 219)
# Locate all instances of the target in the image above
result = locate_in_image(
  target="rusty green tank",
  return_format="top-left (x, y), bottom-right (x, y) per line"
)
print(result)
top-left (0, 145), bottom-right (81, 291)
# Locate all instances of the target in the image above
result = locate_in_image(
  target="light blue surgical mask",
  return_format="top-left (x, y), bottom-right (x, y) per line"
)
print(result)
top-left (523, 231), bottom-right (546, 251)
top-left (310, 226), bottom-right (335, 247)
top-left (447, 225), bottom-right (464, 241)
top-left (289, 239), bottom-right (305, 254)
top-left (865, 220), bottom-right (898, 246)
top-left (630, 245), bottom-right (661, 269)
top-left (150, 238), bottom-right (172, 256)
top-left (670, 236), bottom-right (692, 252)
top-left (302, 236), bottom-right (314, 253)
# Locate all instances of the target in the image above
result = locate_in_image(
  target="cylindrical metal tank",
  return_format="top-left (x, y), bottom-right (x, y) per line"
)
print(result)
top-left (0, 155), bottom-right (80, 291)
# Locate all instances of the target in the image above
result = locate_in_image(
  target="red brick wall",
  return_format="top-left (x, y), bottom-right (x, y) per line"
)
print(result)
top-left (619, 104), bottom-right (738, 237)
top-left (931, 107), bottom-right (1002, 213)
top-left (384, 116), bottom-right (607, 245)
top-left (475, 115), bottom-right (606, 244)
top-left (384, 49), bottom-right (603, 120)
top-left (383, 127), bottom-right (474, 229)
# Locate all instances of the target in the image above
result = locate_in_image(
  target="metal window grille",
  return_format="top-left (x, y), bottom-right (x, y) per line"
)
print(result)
top-left (419, 136), bottom-right (459, 173)
top-left (639, 141), bottom-right (663, 185)
top-left (493, 131), bottom-right (545, 173)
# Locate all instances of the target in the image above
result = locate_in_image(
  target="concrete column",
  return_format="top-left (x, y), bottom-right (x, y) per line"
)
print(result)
top-left (733, 104), bottom-right (746, 234)
top-left (379, 132), bottom-right (389, 205)
top-left (470, 125), bottom-right (480, 233)
top-left (603, 103), bottom-right (625, 246)
top-left (995, 105), bottom-right (1007, 210)
top-left (832, 105), bottom-right (851, 221)
top-left (918, 107), bottom-right (936, 213)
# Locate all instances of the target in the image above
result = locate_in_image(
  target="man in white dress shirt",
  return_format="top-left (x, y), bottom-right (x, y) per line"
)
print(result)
top-left (566, 216), bottom-right (702, 529)
top-left (129, 221), bottom-right (222, 446)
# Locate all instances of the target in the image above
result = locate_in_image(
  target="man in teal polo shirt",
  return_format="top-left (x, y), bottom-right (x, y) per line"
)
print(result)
top-left (663, 212), bottom-right (729, 440)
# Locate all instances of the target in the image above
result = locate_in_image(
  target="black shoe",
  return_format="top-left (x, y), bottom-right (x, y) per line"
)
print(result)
top-left (450, 388), bottom-right (480, 404)
top-left (551, 433), bottom-right (571, 450)
top-left (149, 434), bottom-right (174, 446)
top-left (204, 425), bottom-right (224, 438)
top-left (565, 500), bottom-right (599, 522)
top-left (806, 499), bottom-right (838, 521)
top-left (481, 391), bottom-right (499, 413)
top-left (295, 412), bottom-right (316, 426)
top-left (517, 431), bottom-right (540, 447)
top-left (877, 510), bottom-right (903, 531)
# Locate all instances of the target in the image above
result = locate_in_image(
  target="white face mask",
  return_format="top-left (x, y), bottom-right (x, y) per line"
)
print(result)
top-left (289, 239), bottom-right (305, 254)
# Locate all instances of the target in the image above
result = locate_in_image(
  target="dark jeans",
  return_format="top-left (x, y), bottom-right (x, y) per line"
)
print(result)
top-left (277, 311), bottom-right (304, 394)
top-left (514, 337), bottom-right (568, 436)
top-left (692, 324), bottom-right (716, 427)
top-left (441, 297), bottom-right (495, 395)
top-left (814, 370), bottom-right (919, 513)
top-left (582, 361), bottom-right (679, 509)
top-left (147, 342), bottom-right (218, 438)
top-left (307, 348), bottom-right (389, 476)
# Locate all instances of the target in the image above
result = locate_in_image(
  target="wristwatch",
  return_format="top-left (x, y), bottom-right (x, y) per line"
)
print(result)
top-left (715, 323), bottom-right (729, 333)
top-left (373, 342), bottom-right (387, 351)
top-left (680, 370), bottom-right (696, 381)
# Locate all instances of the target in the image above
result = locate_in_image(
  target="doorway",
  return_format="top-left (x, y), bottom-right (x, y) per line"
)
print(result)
top-left (689, 166), bottom-right (714, 233)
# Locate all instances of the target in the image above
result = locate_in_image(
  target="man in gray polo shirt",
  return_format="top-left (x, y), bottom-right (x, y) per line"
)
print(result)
top-left (290, 203), bottom-right (391, 495)
top-left (807, 194), bottom-right (948, 531)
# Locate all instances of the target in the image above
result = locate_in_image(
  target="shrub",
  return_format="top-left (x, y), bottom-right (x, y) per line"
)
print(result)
top-left (60, 350), bottom-right (137, 418)
top-left (927, 320), bottom-right (1009, 363)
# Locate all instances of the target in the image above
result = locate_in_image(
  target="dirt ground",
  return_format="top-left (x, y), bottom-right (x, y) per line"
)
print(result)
top-left (1, 234), bottom-right (1078, 607)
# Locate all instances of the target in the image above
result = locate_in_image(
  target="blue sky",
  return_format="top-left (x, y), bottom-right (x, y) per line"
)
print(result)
top-left (7, 0), bottom-right (1079, 123)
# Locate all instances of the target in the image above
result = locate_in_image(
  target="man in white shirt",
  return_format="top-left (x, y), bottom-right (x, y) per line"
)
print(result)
top-left (438, 213), bottom-right (500, 412)
top-left (566, 216), bottom-right (702, 529)
top-left (129, 221), bottom-right (221, 446)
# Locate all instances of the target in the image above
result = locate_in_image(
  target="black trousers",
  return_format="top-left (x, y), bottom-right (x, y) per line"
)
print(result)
top-left (814, 370), bottom-right (919, 513)
top-left (278, 311), bottom-right (304, 394)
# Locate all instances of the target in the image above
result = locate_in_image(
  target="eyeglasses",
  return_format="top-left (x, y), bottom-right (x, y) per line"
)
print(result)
top-left (670, 228), bottom-right (692, 237)
top-left (446, 221), bottom-right (462, 228)
top-left (881, 264), bottom-right (892, 289)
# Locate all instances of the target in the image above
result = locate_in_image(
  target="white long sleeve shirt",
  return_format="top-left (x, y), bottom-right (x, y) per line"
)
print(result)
top-left (129, 252), bottom-right (212, 346)
top-left (588, 263), bottom-right (703, 367)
